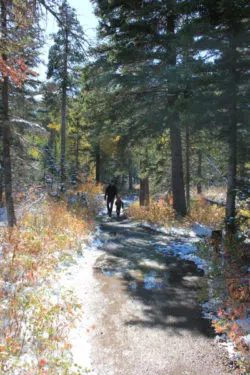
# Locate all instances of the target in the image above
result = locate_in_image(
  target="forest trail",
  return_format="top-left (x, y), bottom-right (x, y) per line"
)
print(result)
top-left (76, 215), bottom-right (234, 375)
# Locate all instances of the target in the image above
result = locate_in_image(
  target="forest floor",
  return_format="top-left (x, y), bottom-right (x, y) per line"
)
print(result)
top-left (64, 213), bottom-right (237, 375)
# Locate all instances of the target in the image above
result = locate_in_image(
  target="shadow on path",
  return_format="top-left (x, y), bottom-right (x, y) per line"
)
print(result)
top-left (94, 216), bottom-right (214, 338)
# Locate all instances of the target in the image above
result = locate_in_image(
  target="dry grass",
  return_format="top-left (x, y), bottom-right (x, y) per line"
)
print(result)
top-left (128, 195), bottom-right (224, 229)
top-left (128, 198), bottom-right (176, 226)
top-left (201, 185), bottom-right (227, 201)
top-left (0, 197), bottom-right (94, 374)
top-left (188, 195), bottom-right (225, 228)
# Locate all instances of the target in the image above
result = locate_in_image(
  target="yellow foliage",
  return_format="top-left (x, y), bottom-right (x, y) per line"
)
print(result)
top-left (28, 147), bottom-right (40, 159)
top-left (128, 199), bottom-right (176, 226)
top-left (47, 122), bottom-right (60, 132)
top-left (188, 196), bottom-right (224, 228)
top-left (239, 209), bottom-right (250, 218)
top-left (100, 135), bottom-right (118, 156)
top-left (160, 136), bottom-right (168, 144)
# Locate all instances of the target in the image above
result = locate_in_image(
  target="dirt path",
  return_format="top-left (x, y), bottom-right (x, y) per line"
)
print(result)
top-left (80, 217), bottom-right (234, 375)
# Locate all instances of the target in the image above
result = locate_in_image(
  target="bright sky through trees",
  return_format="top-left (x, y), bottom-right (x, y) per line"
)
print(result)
top-left (38, 0), bottom-right (98, 79)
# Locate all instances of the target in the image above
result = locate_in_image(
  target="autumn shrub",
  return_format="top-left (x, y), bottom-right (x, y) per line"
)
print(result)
top-left (197, 238), bottom-right (250, 374)
top-left (69, 180), bottom-right (103, 217)
top-left (0, 198), bottom-right (93, 374)
top-left (188, 195), bottom-right (225, 228)
top-left (128, 198), bottom-right (176, 226)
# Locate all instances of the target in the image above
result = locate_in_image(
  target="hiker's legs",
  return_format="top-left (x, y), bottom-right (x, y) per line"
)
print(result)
top-left (107, 199), bottom-right (114, 216)
top-left (116, 208), bottom-right (120, 217)
top-left (109, 199), bottom-right (114, 215)
top-left (107, 200), bottom-right (111, 216)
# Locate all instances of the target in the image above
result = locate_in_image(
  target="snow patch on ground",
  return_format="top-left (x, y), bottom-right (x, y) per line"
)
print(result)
top-left (141, 221), bottom-right (212, 239)
top-left (59, 250), bottom-right (100, 374)
top-left (141, 220), bottom-right (250, 367)
top-left (56, 230), bottom-right (105, 373)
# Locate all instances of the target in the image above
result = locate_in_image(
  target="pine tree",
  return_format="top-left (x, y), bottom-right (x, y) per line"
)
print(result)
top-left (90, 0), bottom-right (191, 214)
top-left (191, 0), bottom-right (250, 233)
top-left (47, 0), bottom-right (85, 186)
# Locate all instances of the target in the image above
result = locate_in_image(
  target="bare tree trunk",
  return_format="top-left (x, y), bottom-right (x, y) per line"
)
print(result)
top-left (129, 169), bottom-right (133, 191)
top-left (60, 10), bottom-right (69, 185)
top-left (140, 177), bottom-right (149, 206)
top-left (75, 120), bottom-right (80, 172)
top-left (61, 84), bottom-right (67, 184)
top-left (185, 124), bottom-right (190, 212)
top-left (1, 1), bottom-right (16, 226)
top-left (170, 123), bottom-right (187, 216)
top-left (96, 147), bottom-right (101, 184)
top-left (225, 31), bottom-right (237, 235)
top-left (197, 150), bottom-right (202, 194)
top-left (167, 0), bottom-right (186, 217)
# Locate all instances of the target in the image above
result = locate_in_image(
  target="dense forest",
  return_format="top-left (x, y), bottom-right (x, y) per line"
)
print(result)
top-left (0, 0), bottom-right (249, 374)
top-left (0, 0), bottom-right (249, 230)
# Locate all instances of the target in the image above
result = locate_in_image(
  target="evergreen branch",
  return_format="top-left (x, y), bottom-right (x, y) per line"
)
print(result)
top-left (38, 0), bottom-right (90, 46)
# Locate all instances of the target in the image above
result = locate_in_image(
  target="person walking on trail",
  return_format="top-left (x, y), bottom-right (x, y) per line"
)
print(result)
top-left (115, 195), bottom-right (124, 217)
top-left (104, 180), bottom-right (117, 217)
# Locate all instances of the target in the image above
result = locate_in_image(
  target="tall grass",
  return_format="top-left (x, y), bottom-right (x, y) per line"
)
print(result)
top-left (128, 198), bottom-right (176, 226)
top-left (128, 195), bottom-right (225, 229)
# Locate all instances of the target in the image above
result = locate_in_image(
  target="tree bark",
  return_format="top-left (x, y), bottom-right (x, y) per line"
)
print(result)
top-left (170, 123), bottom-right (187, 216)
top-left (185, 124), bottom-right (190, 212)
top-left (197, 150), bottom-right (202, 194)
top-left (75, 120), bottom-right (80, 173)
top-left (129, 169), bottom-right (133, 191)
top-left (60, 8), bottom-right (69, 185)
top-left (167, 0), bottom-right (187, 217)
top-left (96, 147), bottom-right (101, 184)
top-left (225, 31), bottom-right (237, 235)
top-left (1, 0), bottom-right (16, 226)
top-left (140, 177), bottom-right (149, 206)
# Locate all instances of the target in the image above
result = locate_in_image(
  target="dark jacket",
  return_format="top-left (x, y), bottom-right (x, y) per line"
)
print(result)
top-left (115, 199), bottom-right (124, 210)
top-left (105, 185), bottom-right (117, 201)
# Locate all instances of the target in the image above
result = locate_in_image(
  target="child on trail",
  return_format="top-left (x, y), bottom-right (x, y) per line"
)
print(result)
top-left (104, 180), bottom-right (117, 217)
top-left (115, 195), bottom-right (124, 217)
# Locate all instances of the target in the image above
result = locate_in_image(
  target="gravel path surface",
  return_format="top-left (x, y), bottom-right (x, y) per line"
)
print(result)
top-left (79, 217), bottom-right (235, 375)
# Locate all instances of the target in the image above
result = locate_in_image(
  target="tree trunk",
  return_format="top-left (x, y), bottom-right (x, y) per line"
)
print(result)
top-left (75, 120), bottom-right (80, 173)
top-left (170, 123), bottom-right (187, 216)
top-left (60, 11), bottom-right (69, 185)
top-left (197, 150), bottom-right (202, 194)
top-left (140, 177), bottom-right (149, 206)
top-left (1, 1), bottom-right (16, 226)
top-left (96, 147), bottom-right (101, 184)
top-left (225, 31), bottom-right (237, 235)
top-left (167, 0), bottom-right (187, 217)
top-left (185, 124), bottom-right (190, 212)
top-left (129, 169), bottom-right (133, 191)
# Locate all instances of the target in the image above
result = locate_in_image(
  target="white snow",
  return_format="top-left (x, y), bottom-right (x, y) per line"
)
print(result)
top-left (59, 250), bottom-right (99, 374)
top-left (140, 219), bottom-right (250, 366)
top-left (56, 230), bottom-right (105, 373)
top-left (11, 118), bottom-right (47, 133)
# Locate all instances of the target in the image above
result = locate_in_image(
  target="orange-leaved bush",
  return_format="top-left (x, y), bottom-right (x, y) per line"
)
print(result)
top-left (188, 195), bottom-right (224, 228)
top-left (0, 198), bottom-right (92, 374)
top-left (128, 199), bottom-right (176, 226)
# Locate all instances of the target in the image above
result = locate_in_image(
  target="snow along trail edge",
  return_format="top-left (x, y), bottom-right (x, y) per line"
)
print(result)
top-left (63, 216), bottom-right (236, 374)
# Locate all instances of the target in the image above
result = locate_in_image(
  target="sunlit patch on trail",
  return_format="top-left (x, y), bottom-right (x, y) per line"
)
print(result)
top-left (143, 270), bottom-right (168, 290)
